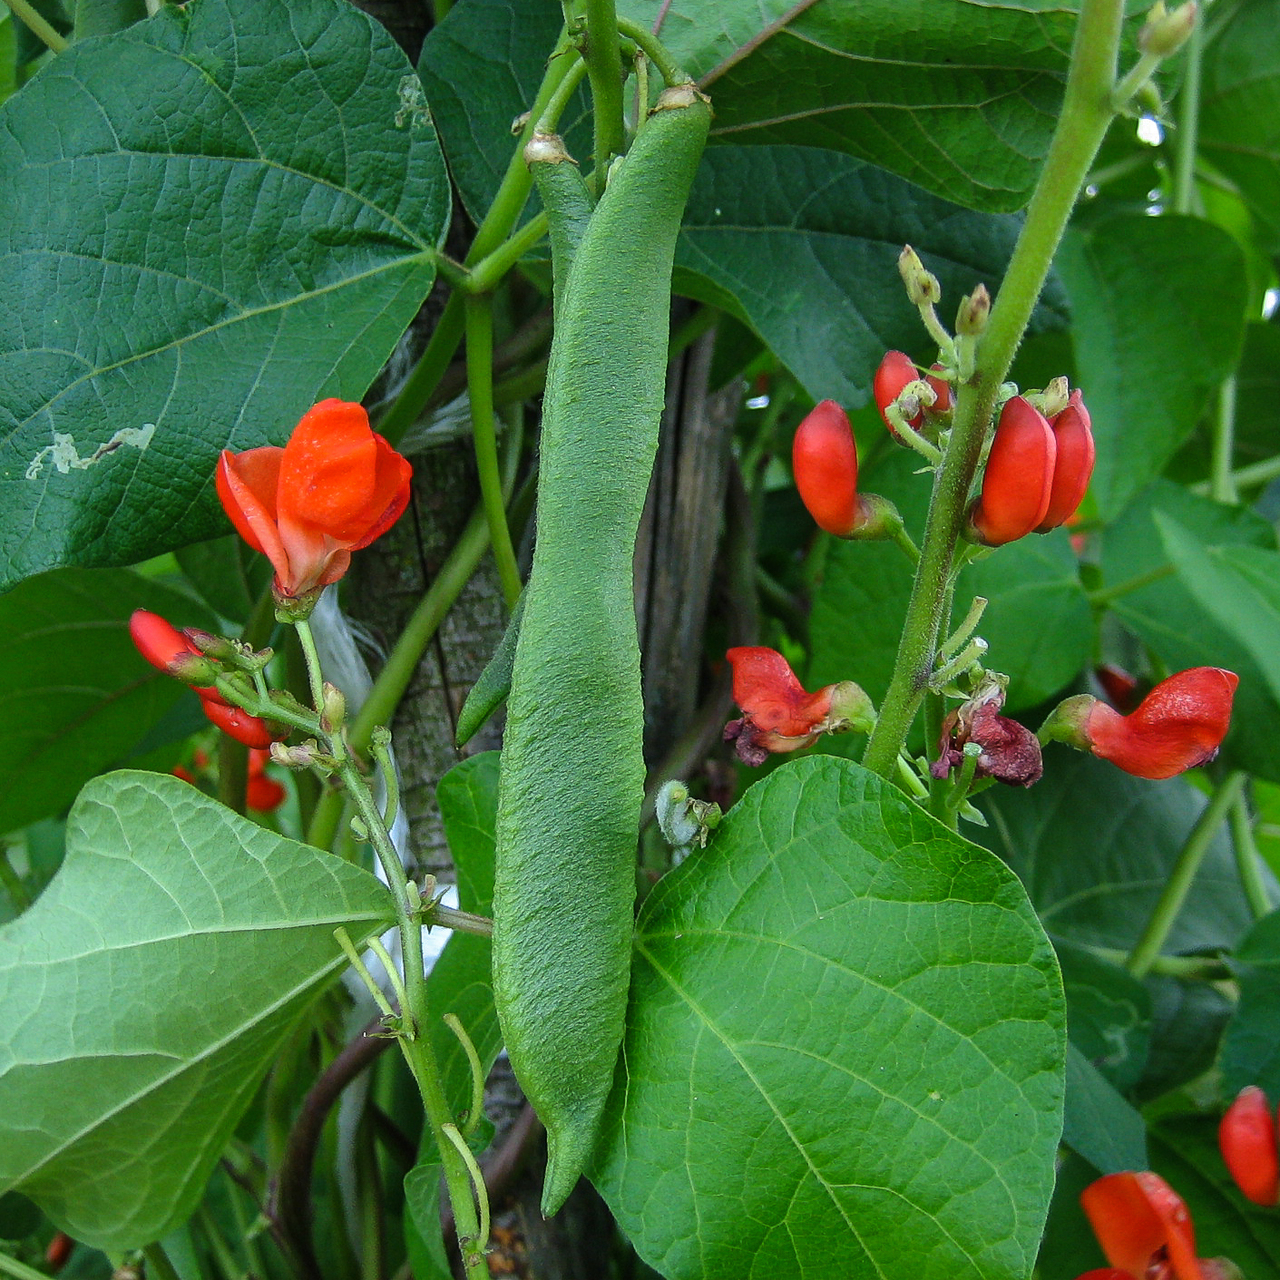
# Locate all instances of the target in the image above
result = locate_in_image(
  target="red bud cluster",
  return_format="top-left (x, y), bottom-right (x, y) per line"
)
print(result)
top-left (129, 609), bottom-right (288, 749)
top-left (873, 351), bottom-right (950, 441)
top-left (969, 389), bottom-right (1095, 547)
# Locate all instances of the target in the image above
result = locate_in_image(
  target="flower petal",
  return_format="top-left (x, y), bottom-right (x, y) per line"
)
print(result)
top-left (1081, 1172), bottom-right (1202, 1280)
top-left (279, 399), bottom-right (381, 537)
top-left (217, 448), bottom-right (288, 577)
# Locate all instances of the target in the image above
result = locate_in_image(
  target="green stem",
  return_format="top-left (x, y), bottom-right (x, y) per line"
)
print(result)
top-left (0, 1251), bottom-right (54, 1280)
top-left (1086, 562), bottom-right (1175, 607)
top-left (306, 506), bottom-right (492, 851)
top-left (467, 216), bottom-right (550, 296)
top-left (1171, 1), bottom-right (1204, 217)
top-left (142, 1243), bottom-right (183, 1280)
top-left (377, 34), bottom-right (579, 444)
top-left (583, 0), bottom-right (626, 176)
top-left (337, 757), bottom-right (486, 1272)
top-left (615, 15), bottom-right (689, 85)
top-left (1194, 450), bottom-right (1280, 495)
top-left (292, 619), bottom-right (327, 711)
top-left (1230, 785), bottom-right (1273, 921)
top-left (535, 48), bottom-right (589, 135)
top-left (1084, 943), bottom-right (1232, 981)
top-left (197, 1205), bottom-right (243, 1280)
top-left (861, 0), bottom-right (1124, 781)
top-left (1210, 373), bottom-right (1239, 505)
top-left (0, 846), bottom-right (31, 911)
top-left (1126, 770), bottom-right (1247, 978)
top-left (465, 295), bottom-right (523, 608)
top-left (2, 0), bottom-right (66, 51)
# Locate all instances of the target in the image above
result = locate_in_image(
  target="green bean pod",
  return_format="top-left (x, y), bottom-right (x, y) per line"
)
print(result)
top-left (494, 85), bottom-right (711, 1216)
top-left (455, 591), bottom-right (523, 748)
top-left (525, 131), bottom-right (595, 313)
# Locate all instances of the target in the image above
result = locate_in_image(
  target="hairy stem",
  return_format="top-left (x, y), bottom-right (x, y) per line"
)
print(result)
top-left (863, 0), bottom-right (1126, 779)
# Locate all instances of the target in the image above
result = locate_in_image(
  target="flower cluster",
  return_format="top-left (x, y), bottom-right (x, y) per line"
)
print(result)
top-left (217, 398), bottom-right (412, 610)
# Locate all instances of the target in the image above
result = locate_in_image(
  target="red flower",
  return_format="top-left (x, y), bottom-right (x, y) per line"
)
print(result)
top-left (129, 609), bottom-right (223, 698)
top-left (246, 747), bottom-right (287, 812)
top-left (969, 395), bottom-right (1056, 546)
top-left (201, 699), bottom-right (288, 750)
top-left (1080, 1172), bottom-right (1204, 1280)
top-left (1036, 389), bottom-right (1095, 532)
top-left (792, 400), bottom-right (862, 536)
top-left (1220, 1086), bottom-right (1280, 1207)
top-left (216, 399), bottom-right (412, 603)
top-left (1087, 668), bottom-right (1238, 780)
top-left (722, 646), bottom-right (873, 766)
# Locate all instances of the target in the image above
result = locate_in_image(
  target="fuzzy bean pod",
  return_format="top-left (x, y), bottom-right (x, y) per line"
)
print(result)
top-left (494, 85), bottom-right (711, 1215)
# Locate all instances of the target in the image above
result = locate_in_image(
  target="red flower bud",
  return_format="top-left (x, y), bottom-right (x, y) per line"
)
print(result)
top-left (200, 698), bottom-right (288, 750)
top-left (969, 396), bottom-right (1055, 546)
top-left (723, 646), bottom-right (873, 766)
top-left (217, 399), bottom-right (412, 605)
top-left (1220, 1086), bottom-right (1280, 1207)
top-left (45, 1233), bottom-right (73, 1273)
top-left (130, 609), bottom-right (227, 702)
top-left (246, 748), bottom-right (287, 812)
top-left (1036, 389), bottom-right (1095, 532)
top-left (1080, 1172), bottom-right (1202, 1280)
top-left (1086, 667), bottom-right (1238, 780)
top-left (926, 364), bottom-right (953, 417)
top-left (1095, 663), bottom-right (1140, 712)
top-left (793, 400), bottom-right (860, 536)
top-left (873, 351), bottom-right (924, 439)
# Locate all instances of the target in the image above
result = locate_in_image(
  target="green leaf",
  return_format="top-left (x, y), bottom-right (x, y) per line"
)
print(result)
top-left (0, 0), bottom-right (448, 591)
top-left (1156, 513), bottom-right (1280, 717)
top-left (1221, 908), bottom-right (1280, 1099)
top-left (1062, 1042), bottom-right (1148, 1175)
top-left (1100, 480), bottom-right (1280, 782)
top-left (174, 535), bottom-right (271, 628)
top-left (675, 145), bottom-right (1068, 405)
top-left (978, 749), bottom-right (1255, 954)
top-left (593, 755), bottom-right (1065, 1280)
top-left (1034, 1150), bottom-right (1109, 1280)
top-left (1055, 215), bottom-right (1248, 518)
top-left (1056, 938), bottom-right (1151, 1093)
top-left (403, 1161), bottom-right (451, 1280)
top-left (1149, 1116), bottom-right (1280, 1271)
top-left (0, 770), bottom-right (394, 1252)
top-left (0, 567), bottom-right (217, 834)
top-left (73, 0), bottom-right (147, 38)
top-left (1138, 975), bottom-right (1234, 1101)
top-left (699, 0), bottom-right (1111, 213)
top-left (1200, 0), bottom-right (1280, 253)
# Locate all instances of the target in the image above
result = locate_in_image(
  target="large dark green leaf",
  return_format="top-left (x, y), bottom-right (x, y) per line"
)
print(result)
top-left (675, 145), bottom-right (1068, 405)
top-left (593, 755), bottom-right (1064, 1280)
top-left (978, 749), bottom-right (1254, 954)
top-left (1055, 215), bottom-right (1248, 518)
top-left (0, 567), bottom-right (216, 833)
top-left (0, 0), bottom-right (448, 590)
top-left (1201, 0), bottom-right (1280, 252)
top-left (1100, 480), bottom-right (1280, 782)
top-left (1220, 908), bottom-right (1280, 1099)
top-left (700, 0), bottom-right (1135, 212)
top-left (1056, 938), bottom-right (1151, 1093)
top-left (1062, 1043), bottom-right (1148, 1175)
top-left (0, 770), bottom-right (394, 1252)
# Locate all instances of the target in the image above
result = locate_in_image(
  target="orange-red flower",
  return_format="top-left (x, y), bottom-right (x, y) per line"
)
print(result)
top-left (201, 699), bottom-right (288, 750)
top-left (1220, 1086), bottom-right (1280, 1207)
top-left (217, 399), bottom-right (412, 604)
top-left (969, 395), bottom-right (1056, 546)
top-left (129, 609), bottom-right (222, 697)
top-left (1043, 669), bottom-right (1238, 780)
top-left (723, 647), bottom-right (873, 766)
top-left (1036, 388), bottom-right (1095, 532)
top-left (246, 747), bottom-right (287, 812)
top-left (1080, 1172), bottom-right (1203, 1280)
top-left (1086, 668), bottom-right (1238, 780)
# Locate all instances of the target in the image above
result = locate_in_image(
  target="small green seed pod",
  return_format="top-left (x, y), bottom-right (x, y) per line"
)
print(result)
top-left (494, 84), bottom-right (712, 1216)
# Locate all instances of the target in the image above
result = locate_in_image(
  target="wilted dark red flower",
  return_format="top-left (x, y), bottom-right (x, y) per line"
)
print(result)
top-left (931, 679), bottom-right (1042, 787)
top-left (722, 647), bottom-right (873, 766)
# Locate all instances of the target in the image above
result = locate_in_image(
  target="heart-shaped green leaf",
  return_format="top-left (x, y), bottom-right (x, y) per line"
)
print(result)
top-left (0, 770), bottom-right (394, 1252)
top-left (0, 0), bottom-right (449, 591)
top-left (593, 755), bottom-right (1064, 1280)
